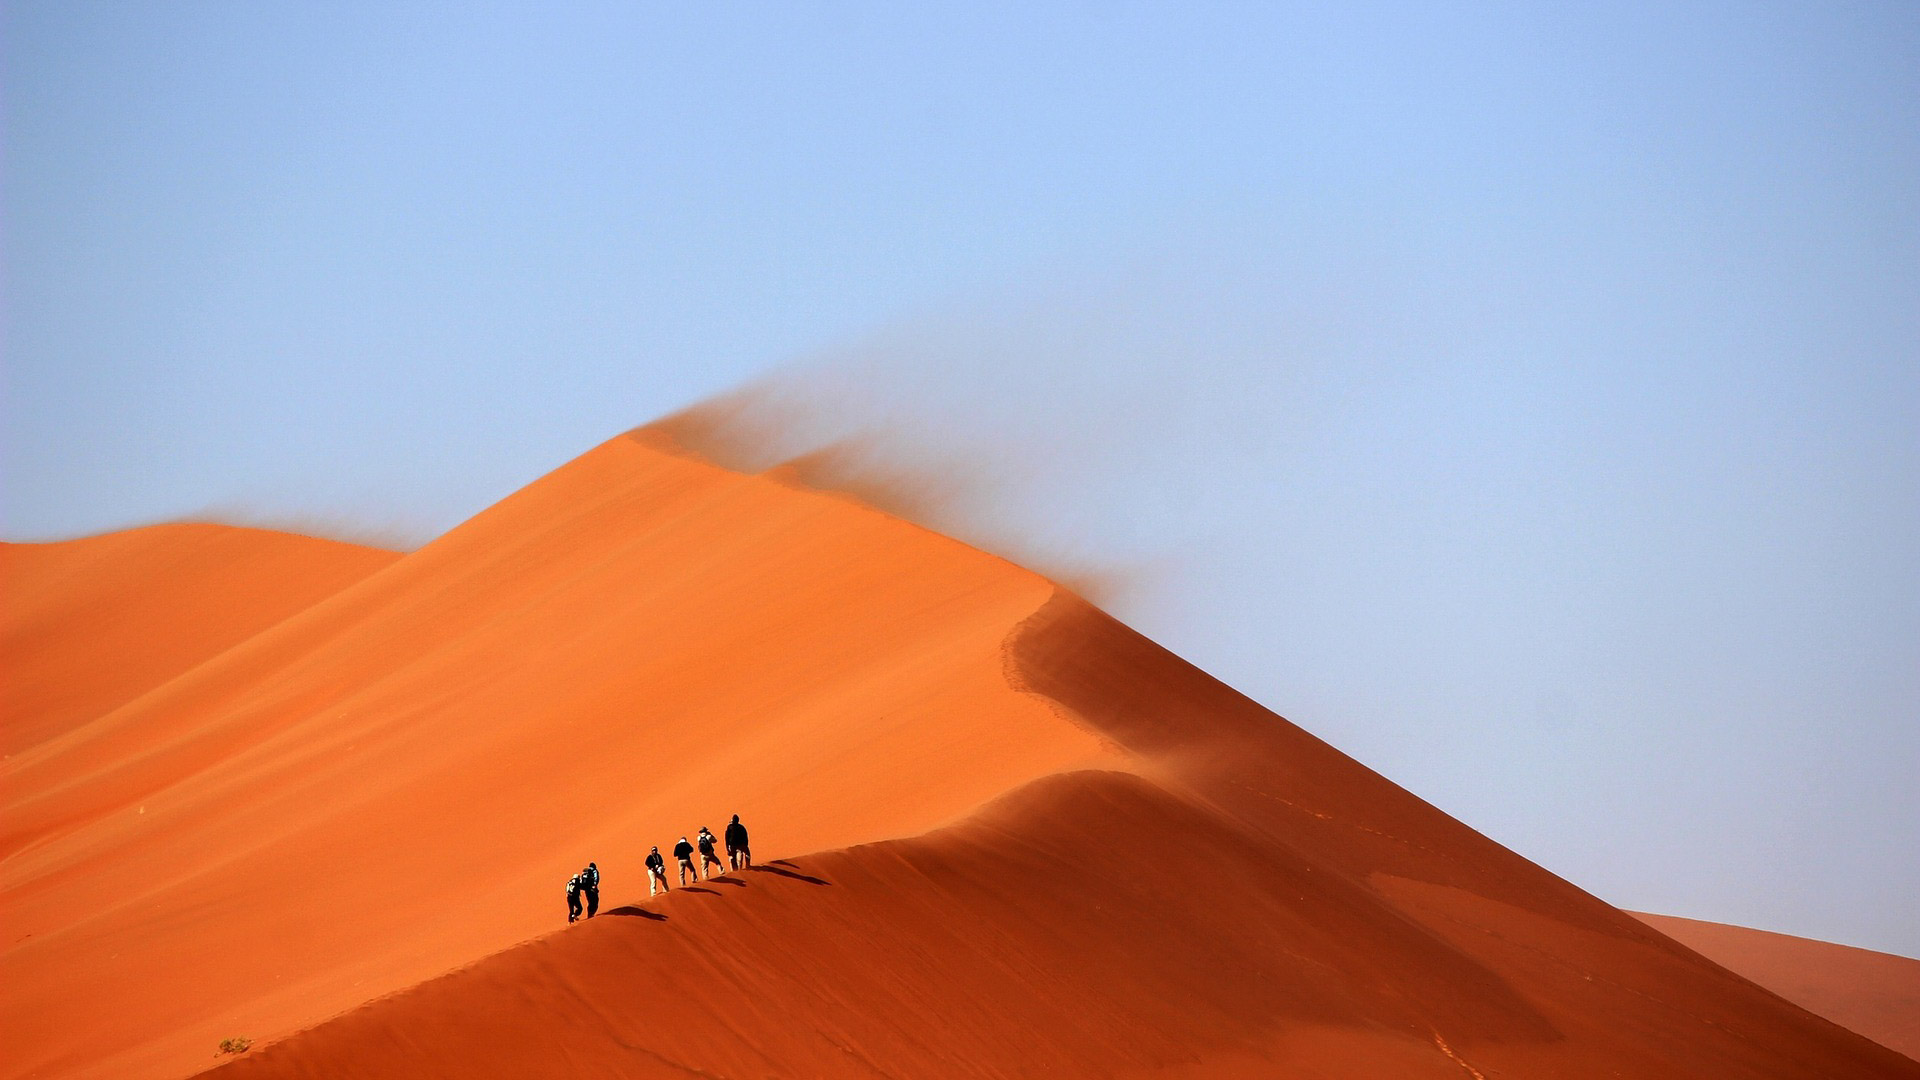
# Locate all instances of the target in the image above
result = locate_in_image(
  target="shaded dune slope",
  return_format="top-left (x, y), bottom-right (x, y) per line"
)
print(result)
top-left (0, 525), bottom-right (400, 756)
top-left (1, 431), bottom-right (1122, 1080)
top-left (7, 430), bottom-right (1913, 1080)
top-left (210, 599), bottom-right (1916, 1078)
top-left (1636, 913), bottom-right (1920, 1063)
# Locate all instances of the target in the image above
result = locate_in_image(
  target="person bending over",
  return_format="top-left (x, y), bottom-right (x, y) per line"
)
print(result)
top-left (565, 872), bottom-right (585, 923)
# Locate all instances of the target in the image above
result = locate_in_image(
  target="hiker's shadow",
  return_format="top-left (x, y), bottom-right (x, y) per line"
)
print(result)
top-left (703, 875), bottom-right (747, 888)
top-left (603, 905), bottom-right (666, 921)
top-left (749, 863), bottom-right (830, 886)
top-left (682, 887), bottom-right (720, 896)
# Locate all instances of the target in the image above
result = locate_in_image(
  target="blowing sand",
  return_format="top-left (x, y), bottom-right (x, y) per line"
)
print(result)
top-left (3, 427), bottom-right (1913, 1079)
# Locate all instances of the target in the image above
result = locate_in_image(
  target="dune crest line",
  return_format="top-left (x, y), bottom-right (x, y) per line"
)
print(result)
top-left (3, 427), bottom-right (1914, 1080)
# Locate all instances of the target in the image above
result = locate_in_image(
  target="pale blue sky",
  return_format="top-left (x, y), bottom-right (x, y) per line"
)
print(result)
top-left (5, 3), bottom-right (1916, 954)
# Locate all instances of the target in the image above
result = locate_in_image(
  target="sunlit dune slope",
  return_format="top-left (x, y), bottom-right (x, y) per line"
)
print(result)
top-left (0, 430), bottom-right (1125, 1080)
top-left (205, 591), bottom-right (1918, 1080)
top-left (1636, 912), bottom-right (1920, 1062)
top-left (9, 429), bottom-right (1915, 1080)
top-left (0, 525), bottom-right (400, 755)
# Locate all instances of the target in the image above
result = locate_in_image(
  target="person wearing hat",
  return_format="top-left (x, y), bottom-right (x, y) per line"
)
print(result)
top-left (565, 871), bottom-right (586, 923)
top-left (696, 826), bottom-right (725, 878)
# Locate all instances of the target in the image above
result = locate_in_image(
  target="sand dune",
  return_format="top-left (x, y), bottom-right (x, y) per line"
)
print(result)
top-left (1, 430), bottom-right (1122, 1079)
top-left (1636, 913), bottom-right (1920, 1063)
top-left (0, 525), bottom-right (399, 757)
top-left (5, 429), bottom-right (1914, 1079)
top-left (210, 585), bottom-right (1917, 1080)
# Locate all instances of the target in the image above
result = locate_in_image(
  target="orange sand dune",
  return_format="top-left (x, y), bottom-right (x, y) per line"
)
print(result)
top-left (1, 431), bottom-right (1123, 1080)
top-left (5, 429), bottom-right (1914, 1080)
top-left (204, 589), bottom-right (1917, 1080)
top-left (0, 525), bottom-right (399, 756)
top-left (1636, 912), bottom-right (1920, 1062)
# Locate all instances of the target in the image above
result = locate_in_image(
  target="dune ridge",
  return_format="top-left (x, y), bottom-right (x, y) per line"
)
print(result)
top-left (4, 427), bottom-right (1914, 1079)
top-left (0, 525), bottom-right (400, 757)
top-left (1, 428), bottom-right (1125, 1080)
top-left (204, 585), bottom-right (1916, 1079)
top-left (1634, 912), bottom-right (1920, 1063)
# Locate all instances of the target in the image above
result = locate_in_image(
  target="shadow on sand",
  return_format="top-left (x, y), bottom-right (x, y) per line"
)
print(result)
top-left (603, 905), bottom-right (667, 921)
top-left (750, 863), bottom-right (830, 886)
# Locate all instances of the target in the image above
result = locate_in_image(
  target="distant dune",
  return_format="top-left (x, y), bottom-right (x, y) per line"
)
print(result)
top-left (1, 525), bottom-right (400, 756)
top-left (3, 429), bottom-right (1913, 1080)
top-left (1636, 913), bottom-right (1920, 1063)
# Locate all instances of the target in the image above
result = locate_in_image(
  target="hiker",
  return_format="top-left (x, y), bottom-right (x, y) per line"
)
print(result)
top-left (697, 826), bottom-right (725, 877)
top-left (645, 845), bottom-right (670, 895)
top-left (582, 862), bottom-right (600, 918)
top-left (566, 872), bottom-right (585, 923)
top-left (673, 836), bottom-right (698, 885)
top-left (725, 814), bottom-right (751, 870)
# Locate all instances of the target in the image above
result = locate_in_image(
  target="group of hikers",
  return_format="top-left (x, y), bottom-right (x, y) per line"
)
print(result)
top-left (566, 814), bottom-right (751, 922)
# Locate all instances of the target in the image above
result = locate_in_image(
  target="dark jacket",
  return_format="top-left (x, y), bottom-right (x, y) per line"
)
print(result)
top-left (673, 840), bottom-right (694, 861)
top-left (566, 875), bottom-right (583, 897)
top-left (725, 821), bottom-right (749, 849)
top-left (645, 852), bottom-right (665, 873)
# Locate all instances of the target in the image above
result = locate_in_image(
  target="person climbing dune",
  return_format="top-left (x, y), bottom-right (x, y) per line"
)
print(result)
top-left (725, 814), bottom-right (750, 870)
top-left (645, 845), bottom-right (669, 896)
top-left (673, 836), bottom-right (698, 885)
top-left (697, 826), bottom-right (725, 877)
top-left (581, 862), bottom-right (600, 918)
top-left (565, 872), bottom-right (585, 923)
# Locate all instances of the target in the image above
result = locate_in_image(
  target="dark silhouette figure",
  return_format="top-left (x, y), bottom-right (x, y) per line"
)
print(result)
top-left (697, 826), bottom-right (725, 877)
top-left (725, 814), bottom-right (751, 870)
top-left (673, 836), bottom-right (698, 885)
top-left (645, 845), bottom-right (669, 896)
top-left (582, 862), bottom-right (600, 918)
top-left (565, 873), bottom-right (585, 923)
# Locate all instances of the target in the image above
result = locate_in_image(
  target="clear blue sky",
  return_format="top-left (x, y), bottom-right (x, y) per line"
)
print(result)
top-left (5, 3), bottom-right (1916, 954)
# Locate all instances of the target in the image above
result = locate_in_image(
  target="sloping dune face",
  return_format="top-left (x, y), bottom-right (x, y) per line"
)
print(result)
top-left (7, 430), bottom-right (1915, 1080)
top-left (208, 590), bottom-right (1920, 1080)
top-left (0, 431), bottom-right (1125, 1080)
top-left (0, 525), bottom-right (401, 756)
top-left (1636, 913), bottom-right (1920, 1063)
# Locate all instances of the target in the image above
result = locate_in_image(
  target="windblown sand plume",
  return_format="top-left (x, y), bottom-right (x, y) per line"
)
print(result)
top-left (2, 427), bottom-right (1914, 1079)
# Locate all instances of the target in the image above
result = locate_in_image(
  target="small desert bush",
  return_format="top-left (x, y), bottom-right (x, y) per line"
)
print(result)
top-left (218, 1037), bottom-right (251, 1055)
